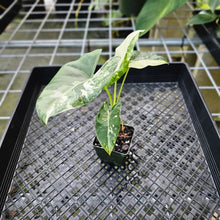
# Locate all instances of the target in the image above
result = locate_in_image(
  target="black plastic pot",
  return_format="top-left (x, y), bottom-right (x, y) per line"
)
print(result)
top-left (0, 0), bottom-right (21, 34)
top-left (93, 125), bottom-right (134, 166)
top-left (119, 0), bottom-right (146, 16)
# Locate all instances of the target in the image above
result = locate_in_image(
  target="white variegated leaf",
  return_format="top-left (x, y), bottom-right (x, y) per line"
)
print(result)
top-left (36, 50), bottom-right (120, 125)
top-left (95, 102), bottom-right (121, 155)
top-left (129, 51), bottom-right (167, 69)
top-left (106, 30), bottom-right (145, 86)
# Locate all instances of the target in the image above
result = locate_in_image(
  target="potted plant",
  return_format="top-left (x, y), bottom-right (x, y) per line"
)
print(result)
top-left (36, 0), bottom-right (187, 166)
top-left (36, 30), bottom-right (167, 166)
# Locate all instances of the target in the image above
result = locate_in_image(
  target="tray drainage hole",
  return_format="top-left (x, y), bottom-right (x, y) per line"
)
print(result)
top-left (137, 96), bottom-right (143, 101)
top-left (172, 194), bottom-right (176, 198)
top-left (126, 105), bottom-right (132, 110)
top-left (116, 195), bottom-right (123, 203)
top-left (125, 97), bottom-right (131, 101)
top-left (173, 135), bottom-right (181, 142)
top-left (181, 141), bottom-right (189, 147)
top-left (187, 135), bottom-right (195, 142)
top-left (133, 110), bottom-right (139, 115)
top-left (167, 142), bottom-right (175, 149)
top-left (169, 124), bottom-right (177, 130)
top-left (127, 114), bottom-right (134, 120)
top-left (140, 114), bottom-right (147, 120)
top-left (131, 101), bottom-right (138, 106)
top-left (159, 136), bottom-right (166, 143)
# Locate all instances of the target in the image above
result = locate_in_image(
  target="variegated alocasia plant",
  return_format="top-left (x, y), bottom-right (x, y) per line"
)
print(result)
top-left (36, 30), bottom-right (167, 155)
top-left (36, 0), bottom-right (187, 155)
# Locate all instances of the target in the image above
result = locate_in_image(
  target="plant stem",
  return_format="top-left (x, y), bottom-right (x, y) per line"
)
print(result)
top-left (75, 0), bottom-right (84, 28)
top-left (105, 87), bottom-right (113, 108)
top-left (114, 81), bottom-right (117, 105)
top-left (117, 68), bottom-right (129, 103)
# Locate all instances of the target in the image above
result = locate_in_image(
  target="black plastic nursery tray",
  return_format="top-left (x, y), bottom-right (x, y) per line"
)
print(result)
top-left (0, 63), bottom-right (220, 219)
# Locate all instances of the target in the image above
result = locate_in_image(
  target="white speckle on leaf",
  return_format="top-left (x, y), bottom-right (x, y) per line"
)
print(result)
top-left (81, 89), bottom-right (88, 99)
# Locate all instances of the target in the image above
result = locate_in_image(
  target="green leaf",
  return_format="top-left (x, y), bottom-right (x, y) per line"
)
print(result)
top-left (129, 51), bottom-right (168, 69)
top-left (95, 102), bottom-right (121, 155)
top-left (209, 0), bottom-right (220, 12)
top-left (136, 0), bottom-right (188, 31)
top-left (187, 10), bottom-right (218, 25)
top-left (36, 49), bottom-right (120, 125)
top-left (106, 30), bottom-right (145, 86)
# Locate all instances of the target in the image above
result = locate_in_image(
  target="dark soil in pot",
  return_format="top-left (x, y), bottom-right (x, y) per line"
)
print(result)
top-left (93, 125), bottom-right (134, 166)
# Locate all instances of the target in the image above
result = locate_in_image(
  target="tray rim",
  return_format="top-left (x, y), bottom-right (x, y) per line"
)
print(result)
top-left (0, 62), bottom-right (219, 214)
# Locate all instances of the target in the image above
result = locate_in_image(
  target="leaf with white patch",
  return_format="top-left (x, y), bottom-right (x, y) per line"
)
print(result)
top-left (95, 102), bottom-right (121, 155)
top-left (129, 51), bottom-right (167, 69)
top-left (106, 30), bottom-right (145, 86)
top-left (36, 49), bottom-right (120, 125)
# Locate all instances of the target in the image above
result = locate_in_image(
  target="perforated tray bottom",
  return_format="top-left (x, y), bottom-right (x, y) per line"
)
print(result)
top-left (2, 83), bottom-right (220, 219)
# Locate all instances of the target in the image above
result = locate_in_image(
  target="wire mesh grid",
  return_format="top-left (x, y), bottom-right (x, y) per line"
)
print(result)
top-left (1, 82), bottom-right (220, 219)
top-left (0, 0), bottom-right (220, 142)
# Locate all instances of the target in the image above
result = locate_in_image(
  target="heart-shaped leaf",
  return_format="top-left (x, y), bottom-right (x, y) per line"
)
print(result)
top-left (129, 51), bottom-right (167, 69)
top-left (136, 0), bottom-right (188, 31)
top-left (36, 49), bottom-right (120, 125)
top-left (95, 102), bottom-right (121, 155)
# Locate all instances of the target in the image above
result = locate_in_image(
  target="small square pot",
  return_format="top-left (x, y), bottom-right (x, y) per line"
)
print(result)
top-left (93, 125), bottom-right (134, 166)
